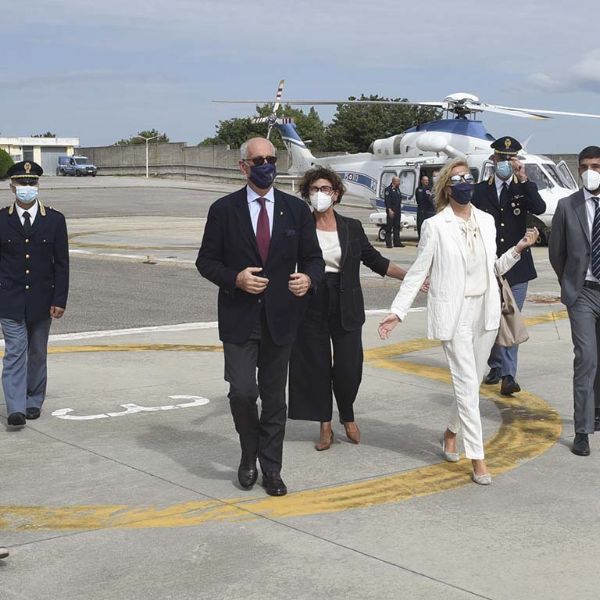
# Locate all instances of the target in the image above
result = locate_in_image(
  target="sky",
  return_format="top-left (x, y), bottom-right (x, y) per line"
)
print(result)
top-left (1, 0), bottom-right (599, 153)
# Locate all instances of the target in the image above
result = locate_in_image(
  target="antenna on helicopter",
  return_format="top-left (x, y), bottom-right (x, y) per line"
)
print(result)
top-left (250, 79), bottom-right (295, 140)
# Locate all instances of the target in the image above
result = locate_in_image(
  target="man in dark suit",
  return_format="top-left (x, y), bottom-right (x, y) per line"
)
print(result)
top-left (415, 174), bottom-right (435, 239)
top-left (196, 137), bottom-right (324, 496)
top-left (549, 145), bottom-right (600, 456)
top-left (472, 136), bottom-right (545, 396)
top-left (1, 161), bottom-right (69, 428)
top-left (384, 176), bottom-right (404, 248)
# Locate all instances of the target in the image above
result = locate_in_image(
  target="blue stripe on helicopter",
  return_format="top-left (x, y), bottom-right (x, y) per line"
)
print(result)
top-left (337, 171), bottom-right (378, 193)
top-left (277, 123), bottom-right (307, 147)
top-left (280, 136), bottom-right (307, 149)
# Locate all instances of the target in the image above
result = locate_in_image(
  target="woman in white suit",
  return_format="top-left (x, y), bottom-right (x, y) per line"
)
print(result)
top-left (378, 159), bottom-right (538, 485)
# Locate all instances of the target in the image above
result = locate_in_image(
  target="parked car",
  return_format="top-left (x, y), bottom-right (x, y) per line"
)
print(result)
top-left (56, 155), bottom-right (97, 177)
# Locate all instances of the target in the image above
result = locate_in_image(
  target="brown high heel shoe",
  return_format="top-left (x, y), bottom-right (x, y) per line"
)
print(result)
top-left (339, 418), bottom-right (360, 444)
top-left (315, 422), bottom-right (334, 451)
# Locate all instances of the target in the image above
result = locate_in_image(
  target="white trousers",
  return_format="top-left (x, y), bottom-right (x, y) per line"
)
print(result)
top-left (441, 295), bottom-right (497, 460)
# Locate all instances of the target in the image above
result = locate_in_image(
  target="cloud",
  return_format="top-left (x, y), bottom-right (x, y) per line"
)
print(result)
top-left (527, 50), bottom-right (600, 94)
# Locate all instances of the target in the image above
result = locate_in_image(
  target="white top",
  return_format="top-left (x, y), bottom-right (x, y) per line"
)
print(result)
top-left (584, 187), bottom-right (600, 283)
top-left (246, 186), bottom-right (274, 235)
top-left (316, 229), bottom-right (341, 273)
top-left (15, 201), bottom-right (39, 226)
top-left (456, 212), bottom-right (487, 296)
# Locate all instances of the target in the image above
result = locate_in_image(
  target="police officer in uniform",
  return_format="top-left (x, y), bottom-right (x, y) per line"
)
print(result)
top-left (415, 173), bottom-right (436, 238)
top-left (472, 136), bottom-right (545, 395)
top-left (384, 176), bottom-right (404, 248)
top-left (0, 161), bottom-right (69, 428)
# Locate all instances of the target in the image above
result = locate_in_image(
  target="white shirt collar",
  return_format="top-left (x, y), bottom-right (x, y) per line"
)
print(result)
top-left (583, 187), bottom-right (600, 202)
top-left (247, 185), bottom-right (275, 204)
top-left (15, 200), bottom-right (39, 222)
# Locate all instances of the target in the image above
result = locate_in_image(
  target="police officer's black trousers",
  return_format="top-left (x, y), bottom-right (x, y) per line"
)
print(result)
top-left (385, 210), bottom-right (402, 246)
top-left (288, 274), bottom-right (363, 423)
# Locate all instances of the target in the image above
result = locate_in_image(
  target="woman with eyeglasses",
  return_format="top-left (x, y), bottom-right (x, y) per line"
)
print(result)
top-left (288, 167), bottom-right (414, 450)
top-left (378, 159), bottom-right (538, 485)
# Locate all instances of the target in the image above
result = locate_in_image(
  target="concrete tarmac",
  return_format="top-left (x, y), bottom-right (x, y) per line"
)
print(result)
top-left (0, 177), bottom-right (593, 600)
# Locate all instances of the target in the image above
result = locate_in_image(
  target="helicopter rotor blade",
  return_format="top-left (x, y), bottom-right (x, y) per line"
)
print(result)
top-left (490, 104), bottom-right (600, 119)
top-left (465, 103), bottom-right (550, 120)
top-left (272, 79), bottom-right (285, 114)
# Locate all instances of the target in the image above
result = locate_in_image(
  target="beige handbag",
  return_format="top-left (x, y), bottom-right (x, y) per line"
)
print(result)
top-left (496, 276), bottom-right (529, 347)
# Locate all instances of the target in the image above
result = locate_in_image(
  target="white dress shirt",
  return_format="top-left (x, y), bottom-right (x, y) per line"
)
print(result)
top-left (584, 187), bottom-right (600, 282)
top-left (15, 201), bottom-right (39, 226)
top-left (316, 230), bottom-right (341, 273)
top-left (246, 186), bottom-right (274, 235)
top-left (495, 176), bottom-right (510, 200)
top-left (456, 212), bottom-right (487, 297)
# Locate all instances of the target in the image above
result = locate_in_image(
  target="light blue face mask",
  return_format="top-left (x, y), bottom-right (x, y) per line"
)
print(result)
top-left (495, 160), bottom-right (513, 181)
top-left (15, 186), bottom-right (38, 203)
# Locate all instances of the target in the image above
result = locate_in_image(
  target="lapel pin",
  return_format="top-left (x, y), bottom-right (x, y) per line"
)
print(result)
top-left (514, 208), bottom-right (521, 216)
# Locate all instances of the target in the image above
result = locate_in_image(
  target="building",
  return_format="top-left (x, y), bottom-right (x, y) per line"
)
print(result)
top-left (0, 136), bottom-right (80, 175)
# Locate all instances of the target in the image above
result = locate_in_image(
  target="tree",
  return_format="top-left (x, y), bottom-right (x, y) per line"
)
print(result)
top-left (325, 95), bottom-right (442, 153)
top-left (31, 131), bottom-right (56, 138)
top-left (114, 129), bottom-right (169, 145)
top-left (0, 148), bottom-right (14, 179)
top-left (199, 105), bottom-right (327, 151)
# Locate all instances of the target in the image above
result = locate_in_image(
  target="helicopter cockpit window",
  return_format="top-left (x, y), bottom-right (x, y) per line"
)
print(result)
top-left (555, 161), bottom-right (578, 190)
top-left (398, 170), bottom-right (416, 199)
top-left (524, 164), bottom-right (553, 191)
top-left (379, 171), bottom-right (397, 197)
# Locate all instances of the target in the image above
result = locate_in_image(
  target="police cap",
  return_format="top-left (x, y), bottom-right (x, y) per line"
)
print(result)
top-left (6, 161), bottom-right (44, 180)
top-left (491, 136), bottom-right (522, 159)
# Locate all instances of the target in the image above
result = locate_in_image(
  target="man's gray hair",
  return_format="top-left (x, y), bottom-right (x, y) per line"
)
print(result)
top-left (240, 138), bottom-right (276, 160)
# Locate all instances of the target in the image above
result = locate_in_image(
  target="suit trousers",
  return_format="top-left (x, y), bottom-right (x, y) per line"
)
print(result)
top-left (567, 286), bottom-right (600, 434)
top-left (223, 311), bottom-right (291, 474)
top-left (1, 317), bottom-right (52, 415)
top-left (288, 276), bottom-right (363, 423)
top-left (487, 281), bottom-right (528, 378)
top-left (385, 209), bottom-right (402, 246)
top-left (442, 295), bottom-right (497, 460)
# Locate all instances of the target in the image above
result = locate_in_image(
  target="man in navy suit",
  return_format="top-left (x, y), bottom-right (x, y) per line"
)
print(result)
top-left (0, 161), bottom-right (69, 428)
top-left (196, 137), bottom-right (324, 496)
top-left (472, 136), bottom-right (545, 396)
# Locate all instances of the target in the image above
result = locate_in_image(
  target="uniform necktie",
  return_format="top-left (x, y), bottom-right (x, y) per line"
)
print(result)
top-left (256, 197), bottom-right (270, 265)
top-left (22, 211), bottom-right (31, 235)
top-left (500, 182), bottom-right (510, 206)
top-left (591, 198), bottom-right (600, 279)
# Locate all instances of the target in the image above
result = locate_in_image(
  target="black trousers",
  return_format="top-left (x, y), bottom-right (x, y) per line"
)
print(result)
top-left (385, 208), bottom-right (402, 246)
top-left (288, 275), bottom-right (363, 423)
top-left (223, 312), bottom-right (291, 474)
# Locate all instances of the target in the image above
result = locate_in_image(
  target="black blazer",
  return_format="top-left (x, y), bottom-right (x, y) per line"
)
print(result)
top-left (196, 187), bottom-right (325, 345)
top-left (472, 176), bottom-right (546, 286)
top-left (316, 212), bottom-right (389, 332)
top-left (0, 201), bottom-right (69, 322)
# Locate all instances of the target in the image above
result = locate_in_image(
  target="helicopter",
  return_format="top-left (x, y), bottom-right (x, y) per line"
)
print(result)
top-left (216, 82), bottom-right (600, 244)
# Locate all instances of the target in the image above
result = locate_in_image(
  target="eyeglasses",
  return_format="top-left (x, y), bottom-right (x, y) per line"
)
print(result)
top-left (244, 155), bottom-right (277, 166)
top-left (309, 185), bottom-right (334, 194)
top-left (449, 173), bottom-right (474, 185)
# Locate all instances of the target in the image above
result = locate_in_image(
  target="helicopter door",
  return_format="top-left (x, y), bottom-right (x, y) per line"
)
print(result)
top-left (398, 169), bottom-right (416, 200)
top-left (557, 160), bottom-right (578, 190)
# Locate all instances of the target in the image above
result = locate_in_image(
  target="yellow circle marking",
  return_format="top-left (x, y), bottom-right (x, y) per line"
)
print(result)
top-left (0, 310), bottom-right (566, 531)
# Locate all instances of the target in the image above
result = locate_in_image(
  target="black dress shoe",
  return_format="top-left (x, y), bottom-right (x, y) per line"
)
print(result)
top-left (7, 413), bottom-right (26, 427)
top-left (26, 407), bottom-right (41, 420)
top-left (237, 463), bottom-right (258, 489)
top-left (484, 367), bottom-right (501, 385)
top-left (572, 433), bottom-right (590, 456)
top-left (500, 375), bottom-right (521, 396)
top-left (262, 472), bottom-right (287, 496)
top-left (394, 242), bottom-right (405, 248)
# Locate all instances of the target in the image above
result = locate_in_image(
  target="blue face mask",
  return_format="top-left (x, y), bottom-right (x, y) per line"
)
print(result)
top-left (450, 182), bottom-right (474, 205)
top-left (15, 186), bottom-right (39, 204)
top-left (248, 163), bottom-right (276, 189)
top-left (495, 160), bottom-right (513, 180)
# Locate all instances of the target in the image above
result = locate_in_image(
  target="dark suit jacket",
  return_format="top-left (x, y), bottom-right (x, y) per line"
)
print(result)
top-left (196, 186), bottom-right (325, 345)
top-left (549, 189), bottom-right (592, 307)
top-left (319, 212), bottom-right (389, 331)
top-left (415, 186), bottom-right (436, 219)
top-left (472, 176), bottom-right (546, 286)
top-left (384, 185), bottom-right (402, 210)
top-left (0, 202), bottom-right (69, 322)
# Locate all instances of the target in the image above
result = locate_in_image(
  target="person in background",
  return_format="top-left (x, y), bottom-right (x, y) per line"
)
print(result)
top-left (288, 167), bottom-right (423, 450)
top-left (415, 173), bottom-right (436, 239)
top-left (472, 136), bottom-right (545, 396)
top-left (378, 159), bottom-right (538, 485)
top-left (384, 176), bottom-right (404, 248)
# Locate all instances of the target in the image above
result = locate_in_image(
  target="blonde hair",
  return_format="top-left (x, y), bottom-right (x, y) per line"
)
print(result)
top-left (433, 158), bottom-right (470, 212)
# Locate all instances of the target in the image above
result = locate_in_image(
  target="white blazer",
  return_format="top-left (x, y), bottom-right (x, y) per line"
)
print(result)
top-left (390, 205), bottom-right (520, 341)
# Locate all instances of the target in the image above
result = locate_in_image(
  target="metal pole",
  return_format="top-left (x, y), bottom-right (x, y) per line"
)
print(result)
top-left (145, 139), bottom-right (149, 179)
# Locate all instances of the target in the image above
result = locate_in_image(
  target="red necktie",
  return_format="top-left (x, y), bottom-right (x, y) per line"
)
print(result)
top-left (256, 197), bottom-right (270, 264)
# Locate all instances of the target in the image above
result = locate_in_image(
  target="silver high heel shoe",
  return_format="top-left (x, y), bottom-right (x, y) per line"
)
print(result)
top-left (441, 439), bottom-right (460, 462)
top-left (471, 472), bottom-right (492, 485)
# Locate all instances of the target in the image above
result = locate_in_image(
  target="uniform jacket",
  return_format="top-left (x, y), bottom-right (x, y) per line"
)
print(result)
top-left (308, 212), bottom-right (389, 332)
top-left (390, 205), bottom-right (520, 341)
top-left (472, 175), bottom-right (545, 286)
top-left (196, 186), bottom-right (325, 345)
top-left (548, 189), bottom-right (592, 307)
top-left (384, 184), bottom-right (402, 210)
top-left (0, 201), bottom-right (69, 322)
